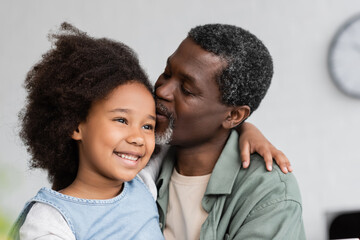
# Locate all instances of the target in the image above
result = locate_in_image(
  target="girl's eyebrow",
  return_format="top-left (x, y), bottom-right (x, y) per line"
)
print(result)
top-left (109, 108), bottom-right (129, 113)
top-left (109, 108), bottom-right (156, 121)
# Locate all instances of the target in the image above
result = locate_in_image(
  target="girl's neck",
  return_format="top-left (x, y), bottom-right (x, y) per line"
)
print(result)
top-left (60, 175), bottom-right (124, 200)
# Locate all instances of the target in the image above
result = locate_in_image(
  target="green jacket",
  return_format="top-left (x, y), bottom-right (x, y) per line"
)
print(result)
top-left (156, 131), bottom-right (306, 240)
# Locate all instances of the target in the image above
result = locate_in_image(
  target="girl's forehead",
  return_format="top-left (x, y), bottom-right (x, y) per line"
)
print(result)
top-left (93, 82), bottom-right (156, 115)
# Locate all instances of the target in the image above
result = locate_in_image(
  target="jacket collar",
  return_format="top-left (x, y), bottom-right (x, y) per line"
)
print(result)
top-left (204, 130), bottom-right (241, 195)
top-left (156, 147), bottom-right (176, 199)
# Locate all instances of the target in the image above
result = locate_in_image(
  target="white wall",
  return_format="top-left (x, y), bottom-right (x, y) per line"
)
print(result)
top-left (1, 0), bottom-right (360, 239)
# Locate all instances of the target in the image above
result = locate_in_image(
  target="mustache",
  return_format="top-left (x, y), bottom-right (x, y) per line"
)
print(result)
top-left (156, 102), bottom-right (175, 127)
top-left (156, 102), bottom-right (172, 118)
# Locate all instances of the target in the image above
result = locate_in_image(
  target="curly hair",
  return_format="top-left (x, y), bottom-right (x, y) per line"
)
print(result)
top-left (20, 22), bottom-right (153, 191)
top-left (188, 24), bottom-right (273, 114)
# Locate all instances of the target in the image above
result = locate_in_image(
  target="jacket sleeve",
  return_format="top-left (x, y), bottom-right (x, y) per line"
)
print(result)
top-left (230, 199), bottom-right (306, 240)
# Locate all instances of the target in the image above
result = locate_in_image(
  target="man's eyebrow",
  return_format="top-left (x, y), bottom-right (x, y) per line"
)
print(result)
top-left (109, 108), bottom-right (156, 121)
top-left (179, 72), bottom-right (196, 84)
top-left (167, 57), bottom-right (196, 84)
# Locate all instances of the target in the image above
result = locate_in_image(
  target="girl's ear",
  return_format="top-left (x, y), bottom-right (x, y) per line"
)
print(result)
top-left (222, 106), bottom-right (250, 129)
top-left (71, 125), bottom-right (82, 141)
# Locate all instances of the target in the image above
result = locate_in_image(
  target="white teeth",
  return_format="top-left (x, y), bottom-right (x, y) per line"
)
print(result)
top-left (119, 153), bottom-right (138, 161)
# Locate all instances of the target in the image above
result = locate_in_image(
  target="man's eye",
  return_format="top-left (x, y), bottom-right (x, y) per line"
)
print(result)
top-left (115, 118), bottom-right (127, 124)
top-left (143, 124), bottom-right (154, 131)
top-left (162, 72), bottom-right (171, 79)
top-left (181, 85), bottom-right (193, 96)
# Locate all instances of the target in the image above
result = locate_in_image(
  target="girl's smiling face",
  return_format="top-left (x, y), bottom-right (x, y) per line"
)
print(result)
top-left (72, 82), bottom-right (156, 187)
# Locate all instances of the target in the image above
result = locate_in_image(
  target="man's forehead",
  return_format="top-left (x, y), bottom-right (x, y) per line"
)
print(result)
top-left (168, 38), bottom-right (225, 80)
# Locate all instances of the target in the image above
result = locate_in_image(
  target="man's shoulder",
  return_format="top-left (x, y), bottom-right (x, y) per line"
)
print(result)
top-left (232, 153), bottom-right (302, 205)
top-left (212, 154), bottom-right (305, 240)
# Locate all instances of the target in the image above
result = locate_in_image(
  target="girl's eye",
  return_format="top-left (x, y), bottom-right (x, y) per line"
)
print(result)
top-left (115, 118), bottom-right (127, 124)
top-left (143, 124), bottom-right (154, 131)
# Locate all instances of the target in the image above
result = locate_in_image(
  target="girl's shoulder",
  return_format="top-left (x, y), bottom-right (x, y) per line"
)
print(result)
top-left (19, 202), bottom-right (75, 240)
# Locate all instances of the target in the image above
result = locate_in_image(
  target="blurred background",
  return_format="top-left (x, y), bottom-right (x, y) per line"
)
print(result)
top-left (1, 0), bottom-right (360, 239)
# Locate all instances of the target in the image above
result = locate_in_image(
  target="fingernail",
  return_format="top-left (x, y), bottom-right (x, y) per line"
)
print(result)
top-left (242, 161), bottom-right (249, 168)
top-left (288, 166), bottom-right (293, 172)
top-left (268, 165), bottom-right (272, 171)
top-left (283, 167), bottom-right (288, 173)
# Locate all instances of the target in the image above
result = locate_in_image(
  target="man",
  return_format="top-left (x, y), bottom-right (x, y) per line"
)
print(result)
top-left (155, 24), bottom-right (305, 239)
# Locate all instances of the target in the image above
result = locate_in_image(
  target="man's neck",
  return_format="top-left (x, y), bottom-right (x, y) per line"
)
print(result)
top-left (174, 130), bottom-right (230, 176)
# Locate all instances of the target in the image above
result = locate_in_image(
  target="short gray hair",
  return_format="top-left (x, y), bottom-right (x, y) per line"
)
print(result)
top-left (188, 24), bottom-right (273, 114)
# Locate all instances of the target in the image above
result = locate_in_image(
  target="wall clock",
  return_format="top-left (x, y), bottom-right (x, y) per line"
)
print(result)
top-left (328, 13), bottom-right (360, 98)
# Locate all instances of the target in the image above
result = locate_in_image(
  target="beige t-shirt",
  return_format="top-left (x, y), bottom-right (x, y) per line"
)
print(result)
top-left (163, 168), bottom-right (211, 240)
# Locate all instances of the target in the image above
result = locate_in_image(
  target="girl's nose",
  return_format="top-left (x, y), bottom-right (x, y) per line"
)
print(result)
top-left (126, 129), bottom-right (144, 146)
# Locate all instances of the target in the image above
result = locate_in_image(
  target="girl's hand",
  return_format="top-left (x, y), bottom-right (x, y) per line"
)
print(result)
top-left (237, 122), bottom-right (292, 173)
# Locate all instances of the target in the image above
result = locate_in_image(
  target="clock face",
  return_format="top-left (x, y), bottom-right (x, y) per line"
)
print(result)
top-left (328, 14), bottom-right (360, 98)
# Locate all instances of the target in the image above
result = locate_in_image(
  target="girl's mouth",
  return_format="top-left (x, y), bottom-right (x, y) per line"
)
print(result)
top-left (113, 151), bottom-right (142, 161)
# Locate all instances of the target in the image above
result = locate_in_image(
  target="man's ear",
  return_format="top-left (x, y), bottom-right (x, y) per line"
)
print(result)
top-left (71, 125), bottom-right (82, 141)
top-left (222, 106), bottom-right (250, 129)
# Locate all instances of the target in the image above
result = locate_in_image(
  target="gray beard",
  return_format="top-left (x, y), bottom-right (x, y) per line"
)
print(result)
top-left (155, 125), bottom-right (173, 145)
top-left (155, 117), bottom-right (175, 145)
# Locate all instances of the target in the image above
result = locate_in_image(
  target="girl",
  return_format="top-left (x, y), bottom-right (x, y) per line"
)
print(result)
top-left (11, 22), bottom-right (163, 240)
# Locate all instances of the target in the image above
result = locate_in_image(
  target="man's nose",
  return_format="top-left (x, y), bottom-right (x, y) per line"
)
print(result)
top-left (155, 79), bottom-right (176, 102)
top-left (126, 128), bottom-right (144, 146)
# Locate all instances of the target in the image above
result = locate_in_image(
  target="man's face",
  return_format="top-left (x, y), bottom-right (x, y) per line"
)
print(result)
top-left (155, 37), bottom-right (229, 147)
